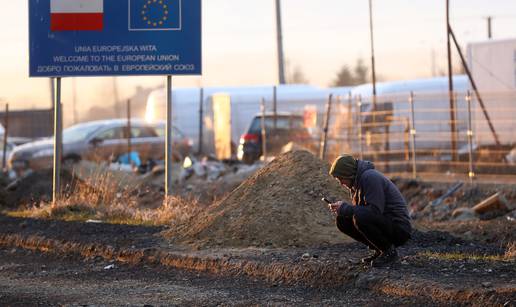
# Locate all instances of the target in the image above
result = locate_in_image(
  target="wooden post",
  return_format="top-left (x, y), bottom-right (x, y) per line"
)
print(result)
top-left (260, 98), bottom-right (267, 161)
top-left (2, 103), bottom-right (9, 172)
top-left (319, 94), bottom-right (333, 160)
top-left (409, 92), bottom-right (417, 179)
top-left (357, 95), bottom-right (364, 160)
top-left (127, 99), bottom-right (132, 166)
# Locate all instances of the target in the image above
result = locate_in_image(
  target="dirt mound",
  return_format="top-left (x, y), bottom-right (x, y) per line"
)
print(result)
top-left (164, 150), bottom-right (351, 248)
top-left (2, 169), bottom-right (78, 208)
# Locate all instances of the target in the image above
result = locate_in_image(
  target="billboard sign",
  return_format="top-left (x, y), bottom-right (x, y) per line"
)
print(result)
top-left (29, 0), bottom-right (202, 77)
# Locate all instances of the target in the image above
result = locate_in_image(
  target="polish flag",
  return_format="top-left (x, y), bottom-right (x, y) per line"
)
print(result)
top-left (50, 0), bottom-right (104, 31)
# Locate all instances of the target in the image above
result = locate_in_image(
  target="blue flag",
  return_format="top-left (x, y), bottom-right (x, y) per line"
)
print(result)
top-left (129, 0), bottom-right (181, 31)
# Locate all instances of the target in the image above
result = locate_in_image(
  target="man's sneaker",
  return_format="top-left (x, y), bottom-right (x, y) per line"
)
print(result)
top-left (371, 246), bottom-right (399, 267)
top-left (361, 249), bottom-right (381, 263)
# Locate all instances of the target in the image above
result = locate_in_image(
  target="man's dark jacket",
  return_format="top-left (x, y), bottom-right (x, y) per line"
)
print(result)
top-left (338, 160), bottom-right (412, 233)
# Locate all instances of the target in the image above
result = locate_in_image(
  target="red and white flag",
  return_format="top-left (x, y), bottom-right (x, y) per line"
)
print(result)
top-left (50, 0), bottom-right (104, 31)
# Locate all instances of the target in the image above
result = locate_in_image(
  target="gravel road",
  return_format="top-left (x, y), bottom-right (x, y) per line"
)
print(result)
top-left (0, 247), bottom-right (429, 306)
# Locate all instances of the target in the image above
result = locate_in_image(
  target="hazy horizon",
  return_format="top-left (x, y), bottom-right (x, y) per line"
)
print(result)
top-left (1, 0), bottom-right (515, 121)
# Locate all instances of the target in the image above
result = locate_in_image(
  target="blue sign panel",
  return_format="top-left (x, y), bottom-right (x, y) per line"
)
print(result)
top-left (29, 0), bottom-right (201, 77)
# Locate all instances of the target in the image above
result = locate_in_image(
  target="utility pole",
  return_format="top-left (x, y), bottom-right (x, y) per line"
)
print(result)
top-left (112, 77), bottom-right (120, 117)
top-left (368, 0), bottom-right (378, 135)
top-left (50, 78), bottom-right (55, 109)
top-left (368, 0), bottom-right (377, 100)
top-left (446, 0), bottom-right (458, 161)
top-left (72, 77), bottom-right (78, 124)
top-left (275, 0), bottom-right (286, 84)
top-left (487, 16), bottom-right (492, 39)
top-left (431, 48), bottom-right (437, 77)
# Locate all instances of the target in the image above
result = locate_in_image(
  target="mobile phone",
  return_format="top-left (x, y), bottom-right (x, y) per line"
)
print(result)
top-left (321, 197), bottom-right (332, 204)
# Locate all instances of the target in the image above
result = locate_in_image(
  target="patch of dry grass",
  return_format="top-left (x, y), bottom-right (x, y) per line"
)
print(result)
top-left (7, 168), bottom-right (202, 226)
top-left (505, 241), bottom-right (516, 260)
top-left (419, 251), bottom-right (512, 262)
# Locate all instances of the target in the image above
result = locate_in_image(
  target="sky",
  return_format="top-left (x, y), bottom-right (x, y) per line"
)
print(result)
top-left (0, 0), bottom-right (515, 118)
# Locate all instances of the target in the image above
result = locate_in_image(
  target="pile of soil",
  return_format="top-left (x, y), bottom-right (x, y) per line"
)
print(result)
top-left (1, 169), bottom-right (78, 208)
top-left (164, 150), bottom-right (351, 248)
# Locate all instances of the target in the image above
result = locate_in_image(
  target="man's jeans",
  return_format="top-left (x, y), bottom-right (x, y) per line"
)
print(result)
top-left (336, 207), bottom-right (411, 252)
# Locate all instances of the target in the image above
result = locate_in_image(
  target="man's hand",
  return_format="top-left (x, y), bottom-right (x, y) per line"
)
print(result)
top-left (329, 201), bottom-right (344, 215)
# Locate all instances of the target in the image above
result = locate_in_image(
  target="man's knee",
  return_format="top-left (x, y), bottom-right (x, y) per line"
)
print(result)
top-left (335, 215), bottom-right (354, 234)
top-left (352, 207), bottom-right (375, 229)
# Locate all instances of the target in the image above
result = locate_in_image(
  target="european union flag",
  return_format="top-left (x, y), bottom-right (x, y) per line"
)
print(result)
top-left (129, 0), bottom-right (181, 31)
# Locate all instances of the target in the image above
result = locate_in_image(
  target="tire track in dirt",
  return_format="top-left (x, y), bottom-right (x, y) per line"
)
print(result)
top-left (0, 228), bottom-right (514, 306)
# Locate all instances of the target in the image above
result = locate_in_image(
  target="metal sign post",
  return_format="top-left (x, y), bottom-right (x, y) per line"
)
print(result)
top-left (52, 77), bottom-right (62, 206)
top-left (166, 76), bottom-right (173, 197)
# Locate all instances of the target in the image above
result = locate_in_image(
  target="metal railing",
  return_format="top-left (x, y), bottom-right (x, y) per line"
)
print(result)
top-left (200, 88), bottom-right (515, 182)
top-left (321, 91), bottom-right (516, 182)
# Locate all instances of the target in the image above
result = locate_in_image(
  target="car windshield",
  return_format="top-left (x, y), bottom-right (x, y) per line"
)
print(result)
top-left (63, 123), bottom-right (103, 144)
top-left (154, 124), bottom-right (184, 139)
top-left (248, 116), bottom-right (305, 133)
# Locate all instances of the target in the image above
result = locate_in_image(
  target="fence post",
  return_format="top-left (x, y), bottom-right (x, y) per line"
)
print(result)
top-left (409, 91), bottom-right (417, 179)
top-left (198, 87), bottom-right (204, 155)
top-left (347, 92), bottom-right (353, 150)
top-left (2, 103), bottom-right (8, 173)
top-left (357, 95), bottom-right (364, 160)
top-left (272, 86), bottom-right (277, 130)
top-left (466, 91), bottom-right (475, 183)
top-left (126, 99), bottom-right (132, 166)
top-left (260, 98), bottom-right (267, 161)
top-left (319, 94), bottom-right (333, 160)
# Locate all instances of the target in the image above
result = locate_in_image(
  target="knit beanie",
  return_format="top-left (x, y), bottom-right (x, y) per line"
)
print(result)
top-left (329, 154), bottom-right (357, 180)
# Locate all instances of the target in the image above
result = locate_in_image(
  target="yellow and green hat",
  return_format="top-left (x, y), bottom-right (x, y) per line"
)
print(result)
top-left (329, 154), bottom-right (357, 180)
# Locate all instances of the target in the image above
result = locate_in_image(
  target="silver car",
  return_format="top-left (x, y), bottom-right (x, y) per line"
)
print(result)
top-left (8, 119), bottom-right (192, 175)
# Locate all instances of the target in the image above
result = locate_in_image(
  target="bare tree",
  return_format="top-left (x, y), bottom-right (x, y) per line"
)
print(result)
top-left (331, 58), bottom-right (369, 86)
top-left (353, 59), bottom-right (369, 84)
top-left (287, 65), bottom-right (309, 84)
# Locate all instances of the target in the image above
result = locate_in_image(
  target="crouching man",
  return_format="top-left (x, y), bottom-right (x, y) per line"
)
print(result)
top-left (328, 154), bottom-right (412, 267)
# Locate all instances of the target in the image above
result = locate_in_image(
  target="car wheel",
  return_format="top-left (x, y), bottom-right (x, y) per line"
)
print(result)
top-left (242, 153), bottom-right (256, 165)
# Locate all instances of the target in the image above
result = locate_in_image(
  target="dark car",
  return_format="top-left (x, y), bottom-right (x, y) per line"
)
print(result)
top-left (237, 113), bottom-right (312, 163)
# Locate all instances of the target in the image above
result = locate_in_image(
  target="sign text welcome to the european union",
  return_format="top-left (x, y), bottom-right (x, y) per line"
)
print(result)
top-left (29, 0), bottom-right (201, 77)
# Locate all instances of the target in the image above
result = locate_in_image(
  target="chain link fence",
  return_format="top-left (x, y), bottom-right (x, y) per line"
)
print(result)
top-left (319, 90), bottom-right (516, 182)
top-left (250, 89), bottom-right (516, 182)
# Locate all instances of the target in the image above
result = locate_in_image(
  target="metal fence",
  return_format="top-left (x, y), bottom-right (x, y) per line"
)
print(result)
top-left (0, 108), bottom-right (53, 139)
top-left (318, 91), bottom-right (516, 182)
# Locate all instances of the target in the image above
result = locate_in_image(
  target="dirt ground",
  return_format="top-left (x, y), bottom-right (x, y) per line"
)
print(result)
top-left (0, 150), bottom-right (515, 305)
top-left (0, 215), bottom-right (514, 305)
top-left (0, 169), bottom-right (78, 208)
top-left (0, 246), bottom-right (437, 306)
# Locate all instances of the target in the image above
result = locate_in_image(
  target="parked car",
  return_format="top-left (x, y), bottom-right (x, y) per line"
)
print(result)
top-left (8, 119), bottom-right (192, 176)
top-left (237, 113), bottom-right (312, 164)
